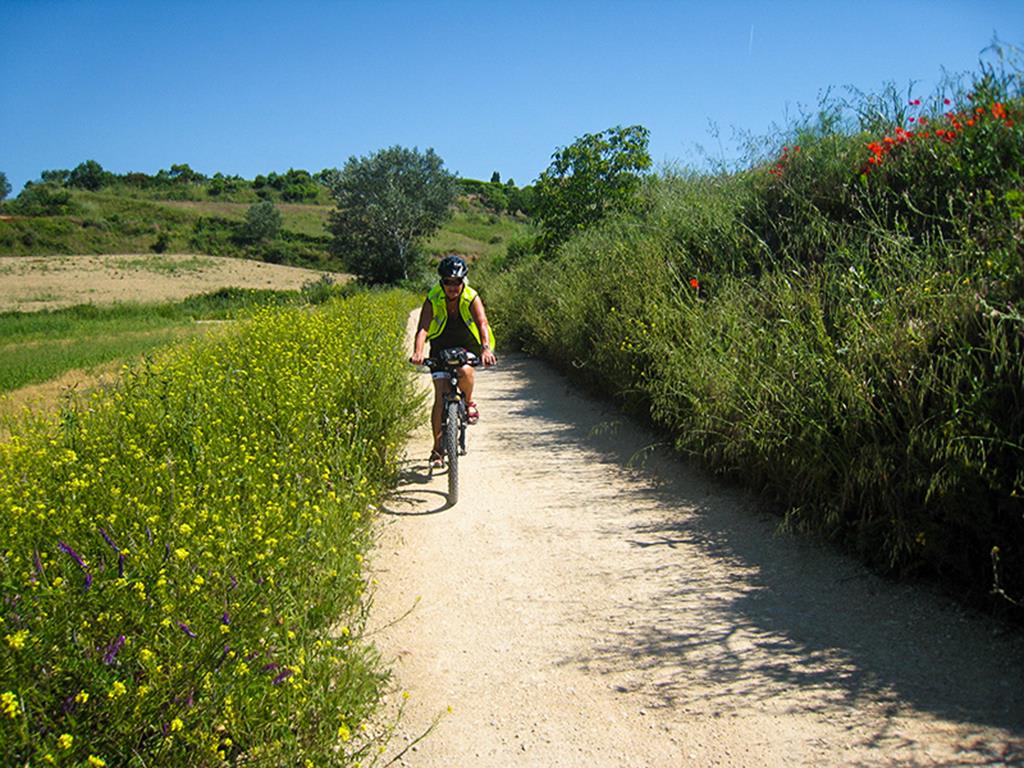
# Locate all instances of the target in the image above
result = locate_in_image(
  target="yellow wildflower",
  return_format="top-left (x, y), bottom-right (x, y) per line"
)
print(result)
top-left (170, 717), bottom-right (184, 732)
top-left (5, 629), bottom-right (28, 650)
top-left (87, 757), bottom-right (107, 767)
top-left (1, 691), bottom-right (18, 718)
top-left (108, 681), bottom-right (126, 699)
top-left (58, 733), bottom-right (74, 749)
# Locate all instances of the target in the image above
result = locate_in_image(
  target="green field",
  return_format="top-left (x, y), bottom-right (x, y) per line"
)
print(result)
top-left (0, 288), bottom-right (340, 395)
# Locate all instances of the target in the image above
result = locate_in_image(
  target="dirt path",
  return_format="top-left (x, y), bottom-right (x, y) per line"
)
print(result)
top-left (369, 323), bottom-right (1024, 766)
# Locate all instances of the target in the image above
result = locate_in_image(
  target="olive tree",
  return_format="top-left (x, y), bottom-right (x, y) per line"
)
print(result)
top-left (243, 200), bottom-right (282, 242)
top-left (327, 146), bottom-right (456, 284)
top-left (534, 125), bottom-right (652, 252)
top-left (0, 172), bottom-right (10, 201)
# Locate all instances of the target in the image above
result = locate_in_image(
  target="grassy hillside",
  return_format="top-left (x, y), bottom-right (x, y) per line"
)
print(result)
top-left (0, 186), bottom-right (530, 271)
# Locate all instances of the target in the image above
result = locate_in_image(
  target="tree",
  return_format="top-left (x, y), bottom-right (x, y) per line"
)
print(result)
top-left (490, 171), bottom-right (501, 184)
top-left (168, 163), bottom-right (205, 184)
top-left (68, 159), bottom-right (110, 190)
top-left (327, 146), bottom-right (456, 283)
top-left (243, 200), bottom-right (282, 242)
top-left (0, 172), bottom-right (10, 201)
top-left (41, 169), bottom-right (70, 185)
top-left (533, 124), bottom-right (651, 251)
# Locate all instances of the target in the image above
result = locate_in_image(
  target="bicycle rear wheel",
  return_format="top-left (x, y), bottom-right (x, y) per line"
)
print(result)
top-left (445, 400), bottom-right (460, 504)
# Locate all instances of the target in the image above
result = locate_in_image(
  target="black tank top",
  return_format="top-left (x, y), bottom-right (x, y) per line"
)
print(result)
top-left (430, 304), bottom-right (481, 356)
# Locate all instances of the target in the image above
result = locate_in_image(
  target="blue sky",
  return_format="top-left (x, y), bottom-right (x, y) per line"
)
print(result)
top-left (2, 1), bottom-right (1022, 195)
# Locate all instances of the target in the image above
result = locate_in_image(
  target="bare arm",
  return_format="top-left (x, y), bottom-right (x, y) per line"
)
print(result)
top-left (410, 300), bottom-right (432, 365)
top-left (470, 296), bottom-right (497, 366)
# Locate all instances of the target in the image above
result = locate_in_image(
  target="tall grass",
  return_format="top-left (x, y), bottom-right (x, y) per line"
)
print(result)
top-left (0, 290), bottom-right (421, 765)
top-left (483, 55), bottom-right (1024, 610)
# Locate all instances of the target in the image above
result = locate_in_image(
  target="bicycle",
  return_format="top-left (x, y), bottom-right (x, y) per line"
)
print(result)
top-left (422, 347), bottom-right (481, 505)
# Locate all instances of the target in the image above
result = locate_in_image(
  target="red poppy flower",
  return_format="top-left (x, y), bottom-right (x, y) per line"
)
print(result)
top-left (689, 278), bottom-right (700, 290)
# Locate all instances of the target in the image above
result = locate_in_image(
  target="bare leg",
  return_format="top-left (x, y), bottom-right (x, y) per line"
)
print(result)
top-left (431, 378), bottom-right (450, 454)
top-left (456, 364), bottom-right (475, 404)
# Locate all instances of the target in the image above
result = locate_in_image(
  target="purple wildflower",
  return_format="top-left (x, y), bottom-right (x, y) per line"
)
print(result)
top-left (118, 553), bottom-right (125, 578)
top-left (57, 540), bottom-right (92, 589)
top-left (229, 575), bottom-right (238, 590)
top-left (221, 611), bottom-right (230, 626)
top-left (163, 543), bottom-right (170, 562)
top-left (178, 622), bottom-right (197, 639)
top-left (272, 668), bottom-right (294, 685)
top-left (99, 527), bottom-right (119, 552)
top-left (103, 635), bottom-right (126, 665)
top-left (261, 662), bottom-right (279, 673)
top-left (58, 540), bottom-right (86, 570)
top-left (33, 549), bottom-right (44, 581)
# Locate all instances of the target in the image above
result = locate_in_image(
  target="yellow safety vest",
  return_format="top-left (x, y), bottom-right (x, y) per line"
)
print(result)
top-left (425, 283), bottom-right (495, 350)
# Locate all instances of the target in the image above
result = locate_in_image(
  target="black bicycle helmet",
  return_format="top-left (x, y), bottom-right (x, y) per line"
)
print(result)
top-left (438, 254), bottom-right (468, 281)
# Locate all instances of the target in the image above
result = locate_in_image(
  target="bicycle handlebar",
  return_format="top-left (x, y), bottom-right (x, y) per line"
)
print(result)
top-left (422, 347), bottom-right (481, 372)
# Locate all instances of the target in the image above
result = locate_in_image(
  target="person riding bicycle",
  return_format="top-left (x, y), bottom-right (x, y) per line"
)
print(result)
top-left (410, 255), bottom-right (497, 467)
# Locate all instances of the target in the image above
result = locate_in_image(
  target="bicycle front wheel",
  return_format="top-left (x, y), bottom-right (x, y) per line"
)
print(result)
top-left (445, 400), bottom-right (460, 504)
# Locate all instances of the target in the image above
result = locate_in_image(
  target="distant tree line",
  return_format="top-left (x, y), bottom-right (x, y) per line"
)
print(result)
top-left (457, 176), bottom-right (536, 217)
top-left (17, 160), bottom-right (330, 204)
top-left (4, 160), bottom-right (537, 215)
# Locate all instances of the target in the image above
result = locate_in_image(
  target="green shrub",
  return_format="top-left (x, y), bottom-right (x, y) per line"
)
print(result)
top-left (482, 61), bottom-right (1024, 611)
top-left (8, 184), bottom-right (78, 217)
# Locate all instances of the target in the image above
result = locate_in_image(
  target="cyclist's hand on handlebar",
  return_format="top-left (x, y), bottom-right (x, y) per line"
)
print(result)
top-left (410, 351), bottom-right (426, 366)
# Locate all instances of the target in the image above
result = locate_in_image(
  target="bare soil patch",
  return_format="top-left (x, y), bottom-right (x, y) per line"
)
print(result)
top-left (0, 253), bottom-right (347, 313)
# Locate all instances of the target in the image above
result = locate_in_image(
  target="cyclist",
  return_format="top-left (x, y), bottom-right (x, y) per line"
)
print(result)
top-left (410, 255), bottom-right (497, 467)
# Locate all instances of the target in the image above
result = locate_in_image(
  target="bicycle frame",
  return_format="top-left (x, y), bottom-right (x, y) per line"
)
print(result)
top-left (423, 347), bottom-right (480, 504)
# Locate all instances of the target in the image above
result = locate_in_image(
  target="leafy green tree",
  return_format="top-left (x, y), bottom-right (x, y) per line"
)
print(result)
top-left (490, 171), bottom-right (501, 183)
top-left (533, 124), bottom-right (652, 251)
top-left (327, 146), bottom-right (456, 283)
top-left (169, 163), bottom-right (205, 184)
top-left (68, 159), bottom-right (110, 190)
top-left (41, 169), bottom-right (70, 185)
top-left (0, 171), bottom-right (10, 201)
top-left (243, 200), bottom-right (282, 242)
